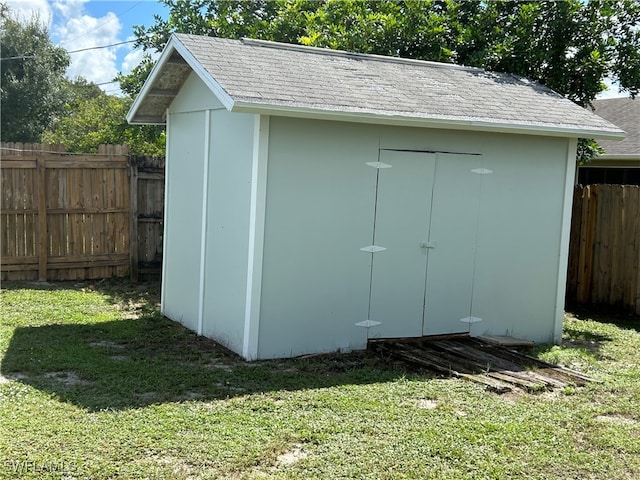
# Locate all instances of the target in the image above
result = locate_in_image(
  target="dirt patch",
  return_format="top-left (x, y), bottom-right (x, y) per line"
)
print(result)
top-left (415, 398), bottom-right (438, 410)
top-left (43, 371), bottom-right (92, 387)
top-left (134, 392), bottom-right (158, 402)
top-left (204, 361), bottom-right (235, 372)
top-left (595, 414), bottom-right (638, 426)
top-left (500, 389), bottom-right (527, 404)
top-left (0, 372), bottom-right (30, 383)
top-left (276, 445), bottom-right (308, 466)
top-left (179, 391), bottom-right (206, 401)
top-left (89, 340), bottom-right (126, 349)
top-left (108, 355), bottom-right (129, 361)
top-left (214, 382), bottom-right (245, 392)
top-left (147, 453), bottom-right (199, 477)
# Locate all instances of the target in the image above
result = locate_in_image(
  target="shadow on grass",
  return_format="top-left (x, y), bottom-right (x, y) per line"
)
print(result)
top-left (531, 306), bottom-right (638, 364)
top-left (566, 303), bottom-right (640, 333)
top-left (1, 313), bottom-right (412, 412)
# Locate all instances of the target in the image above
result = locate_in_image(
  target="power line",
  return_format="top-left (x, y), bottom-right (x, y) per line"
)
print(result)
top-left (67, 39), bottom-right (136, 54)
top-left (0, 39), bottom-right (138, 61)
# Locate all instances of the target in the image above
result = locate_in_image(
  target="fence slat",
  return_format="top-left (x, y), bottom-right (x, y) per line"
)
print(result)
top-left (129, 163), bottom-right (139, 282)
top-left (37, 157), bottom-right (48, 281)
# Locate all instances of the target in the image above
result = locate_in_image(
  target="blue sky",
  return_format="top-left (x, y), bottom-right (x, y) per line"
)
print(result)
top-left (6, 0), bottom-right (169, 94)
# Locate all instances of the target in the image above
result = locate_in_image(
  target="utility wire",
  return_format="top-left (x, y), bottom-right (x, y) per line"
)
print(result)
top-left (0, 39), bottom-right (138, 61)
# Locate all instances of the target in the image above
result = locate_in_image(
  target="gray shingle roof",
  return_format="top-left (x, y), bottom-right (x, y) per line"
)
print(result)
top-left (128, 34), bottom-right (623, 139)
top-left (593, 98), bottom-right (639, 156)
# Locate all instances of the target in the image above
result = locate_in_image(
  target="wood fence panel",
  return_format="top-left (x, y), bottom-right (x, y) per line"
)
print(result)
top-left (567, 184), bottom-right (640, 314)
top-left (1, 144), bottom-right (133, 281)
top-left (132, 156), bottom-right (165, 278)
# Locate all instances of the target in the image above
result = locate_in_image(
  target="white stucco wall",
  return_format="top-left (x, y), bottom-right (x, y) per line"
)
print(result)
top-left (163, 72), bottom-right (255, 352)
top-left (257, 120), bottom-right (380, 359)
top-left (201, 108), bottom-right (255, 352)
top-left (162, 108), bottom-right (205, 332)
top-left (255, 117), bottom-right (571, 358)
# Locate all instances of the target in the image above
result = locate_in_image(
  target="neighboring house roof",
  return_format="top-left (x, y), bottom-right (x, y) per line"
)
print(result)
top-left (128, 34), bottom-right (624, 139)
top-left (592, 97), bottom-right (639, 159)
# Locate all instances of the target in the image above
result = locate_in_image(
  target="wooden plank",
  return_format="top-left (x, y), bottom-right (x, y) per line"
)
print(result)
top-left (2, 158), bottom-right (126, 168)
top-left (632, 187), bottom-right (640, 314)
top-left (623, 187), bottom-right (640, 312)
top-left (576, 186), bottom-right (593, 303)
top-left (47, 253), bottom-right (129, 264)
top-left (0, 209), bottom-right (38, 215)
top-left (484, 370), bottom-right (546, 390)
top-left (0, 255), bottom-right (39, 265)
top-left (67, 168), bottom-right (81, 279)
top-left (45, 159), bottom-right (128, 168)
top-left (1, 213), bottom-right (10, 257)
top-left (98, 166), bottom-right (111, 278)
top-left (138, 171), bottom-right (165, 181)
top-left (16, 212), bottom-right (26, 258)
top-left (0, 160), bottom-right (37, 168)
top-left (372, 343), bottom-right (512, 392)
top-left (129, 163), bottom-right (139, 282)
top-left (598, 186), bottom-right (613, 305)
top-left (1, 264), bottom-right (40, 273)
top-left (609, 186), bottom-right (623, 305)
top-left (36, 157), bottom-right (47, 281)
top-left (566, 186), bottom-right (583, 302)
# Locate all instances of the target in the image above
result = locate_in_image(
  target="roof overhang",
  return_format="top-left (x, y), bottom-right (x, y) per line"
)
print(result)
top-left (127, 35), bottom-right (234, 125)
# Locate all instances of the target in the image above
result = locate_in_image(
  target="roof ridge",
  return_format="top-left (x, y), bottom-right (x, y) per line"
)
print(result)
top-left (240, 37), bottom-right (483, 73)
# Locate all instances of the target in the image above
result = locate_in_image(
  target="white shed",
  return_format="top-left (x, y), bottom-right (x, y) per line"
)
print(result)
top-left (128, 34), bottom-right (623, 360)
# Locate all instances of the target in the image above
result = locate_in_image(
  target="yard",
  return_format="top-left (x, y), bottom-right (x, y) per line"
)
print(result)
top-left (0, 281), bottom-right (638, 480)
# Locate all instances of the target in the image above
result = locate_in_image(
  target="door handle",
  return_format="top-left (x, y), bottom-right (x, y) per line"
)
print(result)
top-left (421, 241), bottom-right (436, 249)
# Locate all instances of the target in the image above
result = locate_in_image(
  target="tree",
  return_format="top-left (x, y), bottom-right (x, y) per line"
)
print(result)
top-left (41, 85), bottom-right (165, 156)
top-left (127, 0), bottom-right (639, 103)
top-left (0, 5), bottom-right (70, 142)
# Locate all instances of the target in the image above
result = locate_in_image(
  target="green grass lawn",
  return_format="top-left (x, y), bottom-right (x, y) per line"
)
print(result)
top-left (1, 281), bottom-right (638, 480)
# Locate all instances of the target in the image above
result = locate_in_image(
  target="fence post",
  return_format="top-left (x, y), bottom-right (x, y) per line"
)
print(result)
top-left (129, 159), bottom-right (139, 282)
top-left (36, 157), bottom-right (48, 281)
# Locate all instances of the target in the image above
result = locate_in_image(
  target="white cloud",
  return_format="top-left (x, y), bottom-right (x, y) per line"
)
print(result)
top-left (4, 0), bottom-right (52, 26)
top-left (54, 10), bottom-right (122, 86)
top-left (120, 42), bottom-right (160, 75)
top-left (121, 47), bottom-right (144, 75)
top-left (51, 0), bottom-right (87, 20)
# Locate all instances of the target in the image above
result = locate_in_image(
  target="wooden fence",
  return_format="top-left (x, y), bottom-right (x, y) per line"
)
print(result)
top-left (1, 143), bottom-right (164, 282)
top-left (566, 184), bottom-right (640, 314)
top-left (129, 155), bottom-right (165, 281)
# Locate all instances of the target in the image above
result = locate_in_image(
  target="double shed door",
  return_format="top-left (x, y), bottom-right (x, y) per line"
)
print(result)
top-left (365, 149), bottom-right (483, 338)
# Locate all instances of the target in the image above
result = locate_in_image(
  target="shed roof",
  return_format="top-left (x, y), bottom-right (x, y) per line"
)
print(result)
top-left (592, 97), bottom-right (639, 157)
top-left (128, 34), bottom-right (624, 139)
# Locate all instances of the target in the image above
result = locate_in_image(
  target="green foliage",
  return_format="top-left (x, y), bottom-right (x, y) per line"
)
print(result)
top-left (41, 88), bottom-right (165, 156)
top-left (114, 54), bottom-right (156, 98)
top-left (0, 5), bottom-right (70, 142)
